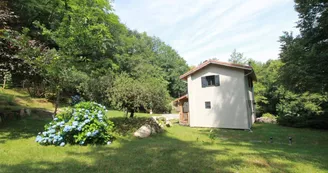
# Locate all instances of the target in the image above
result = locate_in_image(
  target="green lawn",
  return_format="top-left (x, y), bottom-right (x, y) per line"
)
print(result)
top-left (1, 114), bottom-right (328, 173)
top-left (1, 88), bottom-right (328, 172)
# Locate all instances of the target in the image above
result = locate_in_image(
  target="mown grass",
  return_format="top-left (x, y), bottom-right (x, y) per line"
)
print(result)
top-left (1, 89), bottom-right (328, 172)
top-left (1, 114), bottom-right (328, 173)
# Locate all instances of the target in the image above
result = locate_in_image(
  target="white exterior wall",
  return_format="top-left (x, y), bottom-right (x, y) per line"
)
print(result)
top-left (188, 65), bottom-right (249, 129)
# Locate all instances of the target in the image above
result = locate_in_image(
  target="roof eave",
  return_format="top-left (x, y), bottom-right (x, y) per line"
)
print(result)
top-left (180, 61), bottom-right (253, 80)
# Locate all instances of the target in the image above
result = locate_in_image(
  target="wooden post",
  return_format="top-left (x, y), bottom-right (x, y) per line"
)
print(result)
top-left (179, 101), bottom-right (183, 123)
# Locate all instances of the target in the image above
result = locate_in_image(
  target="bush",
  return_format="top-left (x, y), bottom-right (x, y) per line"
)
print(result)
top-left (256, 113), bottom-right (277, 124)
top-left (262, 113), bottom-right (276, 119)
top-left (276, 91), bottom-right (328, 129)
top-left (36, 102), bottom-right (114, 146)
top-left (277, 114), bottom-right (328, 129)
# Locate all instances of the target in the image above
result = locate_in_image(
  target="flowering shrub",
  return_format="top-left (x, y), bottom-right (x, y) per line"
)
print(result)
top-left (36, 102), bottom-right (114, 146)
top-left (71, 95), bottom-right (82, 106)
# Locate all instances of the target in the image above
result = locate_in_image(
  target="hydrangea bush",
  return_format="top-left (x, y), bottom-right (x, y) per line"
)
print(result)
top-left (36, 102), bottom-right (114, 146)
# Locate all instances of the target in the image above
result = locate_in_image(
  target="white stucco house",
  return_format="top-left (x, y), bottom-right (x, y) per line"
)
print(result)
top-left (175, 60), bottom-right (257, 129)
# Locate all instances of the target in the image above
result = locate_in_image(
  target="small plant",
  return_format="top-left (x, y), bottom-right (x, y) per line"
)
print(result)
top-left (208, 129), bottom-right (216, 141)
top-left (36, 102), bottom-right (114, 146)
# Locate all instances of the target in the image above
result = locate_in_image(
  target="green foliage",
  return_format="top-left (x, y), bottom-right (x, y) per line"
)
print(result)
top-left (279, 1), bottom-right (328, 93)
top-left (228, 49), bottom-right (247, 65)
top-left (262, 113), bottom-right (276, 119)
top-left (249, 59), bottom-right (284, 115)
top-left (36, 102), bottom-right (114, 146)
top-left (2, 0), bottom-right (188, 112)
top-left (276, 90), bottom-right (328, 129)
top-left (109, 73), bottom-right (171, 116)
top-left (276, 91), bottom-right (327, 117)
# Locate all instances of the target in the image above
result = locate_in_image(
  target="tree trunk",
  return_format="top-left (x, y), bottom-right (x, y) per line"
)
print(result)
top-left (2, 76), bottom-right (6, 89)
top-left (129, 109), bottom-right (135, 118)
top-left (53, 89), bottom-right (60, 118)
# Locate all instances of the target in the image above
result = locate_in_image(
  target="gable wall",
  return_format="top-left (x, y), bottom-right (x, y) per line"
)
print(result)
top-left (188, 64), bottom-right (249, 129)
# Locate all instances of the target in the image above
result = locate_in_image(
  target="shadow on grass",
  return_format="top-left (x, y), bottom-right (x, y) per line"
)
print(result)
top-left (0, 113), bottom-right (52, 141)
top-left (0, 133), bottom-right (243, 173)
top-left (1, 117), bottom-right (328, 173)
top-left (197, 123), bottom-right (328, 172)
top-left (109, 117), bottom-right (153, 136)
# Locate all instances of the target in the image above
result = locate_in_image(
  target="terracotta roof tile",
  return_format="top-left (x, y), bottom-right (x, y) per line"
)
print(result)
top-left (180, 60), bottom-right (253, 80)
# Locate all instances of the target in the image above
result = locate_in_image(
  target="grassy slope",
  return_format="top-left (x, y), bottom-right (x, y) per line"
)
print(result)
top-left (0, 88), bottom-right (54, 111)
top-left (0, 89), bottom-right (328, 173)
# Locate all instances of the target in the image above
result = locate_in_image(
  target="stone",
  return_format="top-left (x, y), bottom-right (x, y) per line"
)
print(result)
top-left (25, 109), bottom-right (31, 116)
top-left (133, 117), bottom-right (164, 138)
top-left (134, 125), bottom-right (152, 138)
top-left (20, 109), bottom-right (25, 117)
top-left (255, 117), bottom-right (277, 124)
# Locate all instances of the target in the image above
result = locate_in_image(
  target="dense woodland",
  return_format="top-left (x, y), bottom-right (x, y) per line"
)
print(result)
top-left (0, 0), bottom-right (189, 117)
top-left (1, 0), bottom-right (328, 128)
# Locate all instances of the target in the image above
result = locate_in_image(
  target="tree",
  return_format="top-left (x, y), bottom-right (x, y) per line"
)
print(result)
top-left (279, 1), bottom-right (328, 93)
top-left (109, 73), bottom-right (170, 118)
top-left (2, 0), bottom-right (189, 115)
top-left (228, 49), bottom-right (247, 65)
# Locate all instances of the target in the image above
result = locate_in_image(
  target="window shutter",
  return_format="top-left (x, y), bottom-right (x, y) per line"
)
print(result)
top-left (201, 77), bottom-right (207, 88)
top-left (215, 75), bottom-right (220, 86)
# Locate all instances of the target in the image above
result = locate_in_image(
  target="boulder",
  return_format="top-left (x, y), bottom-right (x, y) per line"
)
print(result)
top-left (25, 109), bottom-right (31, 116)
top-left (255, 117), bottom-right (277, 124)
top-left (134, 125), bottom-right (152, 138)
top-left (133, 117), bottom-right (164, 138)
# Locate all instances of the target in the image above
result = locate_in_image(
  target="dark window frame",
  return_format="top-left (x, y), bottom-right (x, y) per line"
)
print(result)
top-left (201, 75), bottom-right (220, 88)
top-left (206, 75), bottom-right (215, 86)
top-left (205, 101), bottom-right (211, 109)
top-left (248, 77), bottom-right (253, 88)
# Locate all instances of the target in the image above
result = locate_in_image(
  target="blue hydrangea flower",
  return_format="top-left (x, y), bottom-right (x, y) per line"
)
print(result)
top-left (72, 121), bottom-right (78, 126)
top-left (54, 117), bottom-right (58, 121)
top-left (63, 125), bottom-right (72, 132)
top-left (60, 142), bottom-right (65, 147)
top-left (48, 129), bottom-right (56, 134)
top-left (86, 132), bottom-right (91, 137)
top-left (36, 135), bottom-right (42, 142)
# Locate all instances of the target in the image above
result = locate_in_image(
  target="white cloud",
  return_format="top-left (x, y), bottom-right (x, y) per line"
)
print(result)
top-left (114, 0), bottom-right (299, 65)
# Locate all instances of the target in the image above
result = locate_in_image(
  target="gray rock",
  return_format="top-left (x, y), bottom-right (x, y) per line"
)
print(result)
top-left (134, 125), bottom-right (152, 138)
top-left (255, 117), bottom-right (277, 124)
top-left (134, 117), bottom-right (164, 138)
top-left (25, 109), bottom-right (31, 116)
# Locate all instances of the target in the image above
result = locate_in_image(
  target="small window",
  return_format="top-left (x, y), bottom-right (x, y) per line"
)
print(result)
top-left (205, 101), bottom-right (211, 109)
top-left (201, 75), bottom-right (220, 88)
top-left (206, 76), bottom-right (215, 86)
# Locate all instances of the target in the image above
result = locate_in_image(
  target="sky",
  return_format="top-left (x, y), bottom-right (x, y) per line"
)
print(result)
top-left (113, 0), bottom-right (299, 65)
